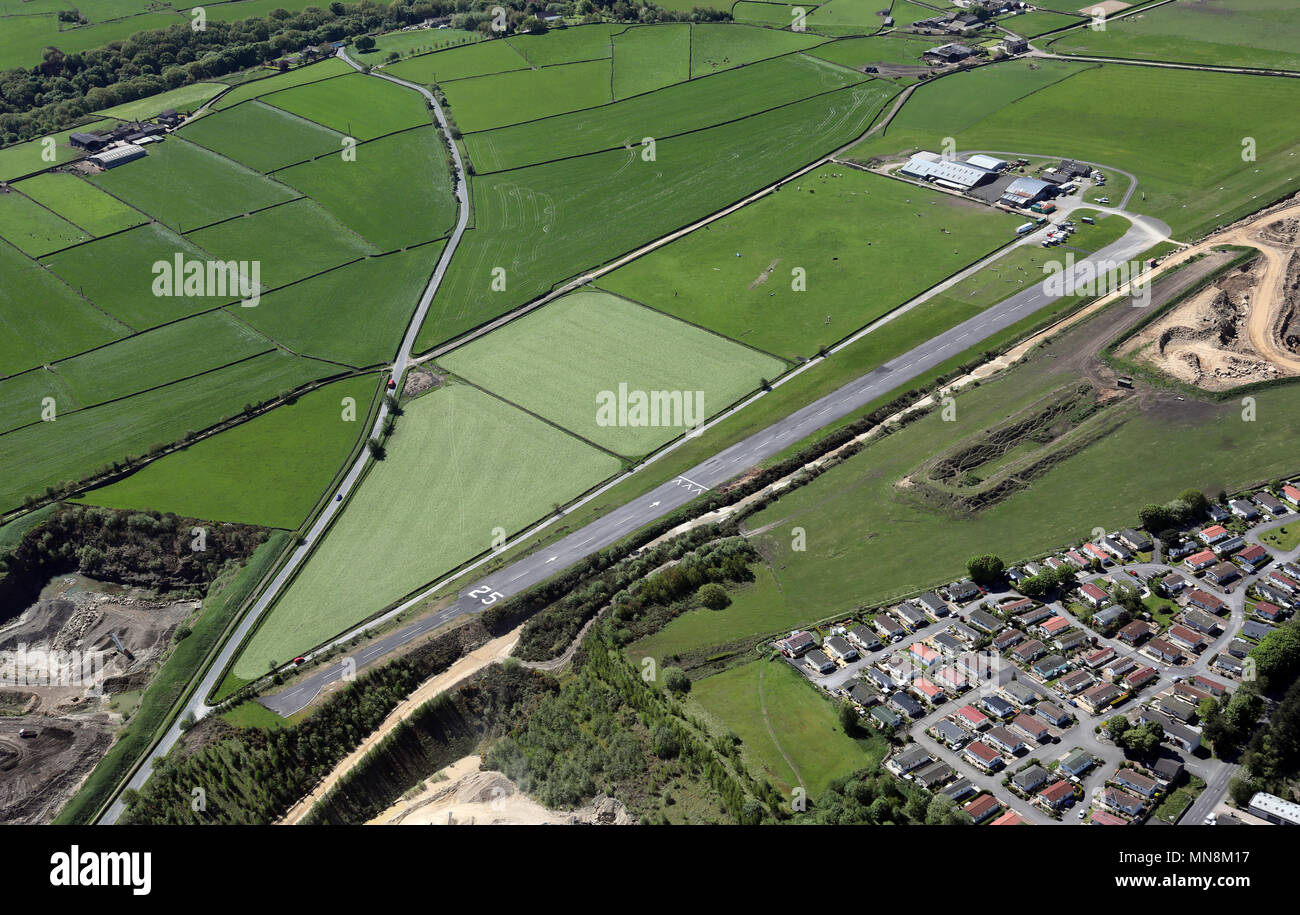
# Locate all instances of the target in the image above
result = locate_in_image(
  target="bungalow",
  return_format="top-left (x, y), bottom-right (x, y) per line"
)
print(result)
top-left (1032, 654), bottom-right (1070, 680)
top-left (1090, 809), bottom-right (1128, 825)
top-left (1064, 549), bottom-right (1090, 569)
top-left (913, 677), bottom-right (945, 704)
top-left (1183, 608), bottom-right (1222, 634)
top-left (890, 691), bottom-right (925, 719)
top-left (1167, 625), bottom-right (1207, 653)
top-left (874, 616), bottom-right (906, 641)
top-left (1227, 638), bottom-right (1252, 658)
top-left (1012, 639), bottom-right (1046, 663)
top-left (1206, 562), bottom-right (1241, 587)
top-left (980, 695), bottom-right (1015, 719)
top-left (1160, 696), bottom-right (1198, 724)
top-left (1038, 780), bottom-right (1074, 810)
top-left (804, 650), bottom-right (836, 674)
top-left (968, 608), bottom-right (1003, 634)
top-left (1084, 646), bottom-right (1116, 669)
top-left (1059, 748), bottom-right (1096, 778)
top-left (1282, 483), bottom-right (1300, 506)
top-left (956, 704), bottom-right (990, 731)
top-left (1214, 654), bottom-right (1245, 677)
top-left (1091, 605), bottom-right (1126, 630)
top-left (1057, 632), bottom-right (1090, 655)
top-left (1255, 582), bottom-right (1295, 607)
top-left (846, 624), bottom-right (882, 653)
top-left (1036, 702), bottom-right (1071, 726)
top-left (986, 726), bottom-right (1027, 756)
top-left (1079, 582), bottom-right (1109, 608)
top-left (1118, 529), bottom-right (1152, 552)
top-left (1099, 536), bottom-right (1133, 562)
top-left (824, 635), bottom-right (859, 662)
top-left (1019, 606), bottom-right (1054, 627)
top-left (1104, 657), bottom-right (1137, 679)
top-left (845, 682), bottom-right (879, 708)
top-left (886, 746), bottom-right (934, 776)
top-left (1213, 534), bottom-right (1246, 556)
top-left (1000, 597), bottom-right (1034, 615)
top-left (1241, 619), bottom-right (1275, 641)
top-left (867, 668), bottom-right (896, 692)
top-left (1038, 616), bottom-right (1071, 638)
top-left (936, 666), bottom-right (969, 693)
top-left (1124, 666), bottom-right (1158, 690)
top-left (1254, 491), bottom-right (1286, 514)
top-left (1102, 788), bottom-right (1145, 818)
top-left (1268, 570), bottom-right (1299, 594)
top-left (1012, 712), bottom-right (1050, 743)
top-left (1058, 670), bottom-right (1094, 694)
top-left (1172, 682), bottom-right (1213, 704)
top-left (1192, 675), bottom-right (1227, 697)
top-left (932, 719), bottom-right (969, 749)
top-left (1236, 544), bottom-right (1270, 570)
top-left (1108, 570), bottom-right (1144, 594)
top-left (1142, 638), bottom-right (1185, 664)
top-left (990, 809), bottom-right (1023, 826)
top-left (963, 793), bottom-right (1002, 823)
top-left (1199, 524), bottom-right (1232, 545)
top-left (1114, 768), bottom-right (1158, 798)
top-left (932, 632), bottom-right (966, 656)
top-left (992, 629), bottom-right (1024, 651)
top-left (1079, 682), bottom-right (1122, 714)
top-left (777, 630), bottom-right (816, 657)
top-left (1184, 549), bottom-right (1218, 572)
top-left (1001, 681), bottom-right (1039, 709)
top-left (1139, 709), bottom-right (1202, 753)
top-left (1228, 499), bottom-right (1260, 520)
top-left (895, 603), bottom-right (929, 630)
top-left (913, 760), bottom-right (955, 790)
top-left (948, 580), bottom-right (981, 603)
top-left (1207, 503), bottom-right (1232, 523)
top-left (1186, 590), bottom-right (1226, 614)
top-left (1012, 764), bottom-right (1050, 793)
top-left (1152, 757), bottom-right (1184, 785)
top-left (910, 642), bottom-right (942, 667)
top-left (871, 705), bottom-right (902, 729)
top-left (964, 740), bottom-right (1004, 772)
top-left (949, 621), bottom-right (981, 644)
top-left (942, 777), bottom-right (976, 802)
top-left (916, 592), bottom-right (950, 619)
top-left (1254, 601), bottom-right (1284, 621)
top-left (1082, 542), bottom-right (1111, 565)
top-left (1161, 572), bottom-right (1189, 594)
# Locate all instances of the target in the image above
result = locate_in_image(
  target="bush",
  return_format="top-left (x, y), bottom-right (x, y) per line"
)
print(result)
top-left (698, 582), bottom-right (731, 610)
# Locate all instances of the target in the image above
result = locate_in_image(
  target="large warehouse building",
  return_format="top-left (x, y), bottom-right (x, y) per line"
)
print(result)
top-left (899, 152), bottom-right (996, 192)
top-left (1000, 176), bottom-right (1057, 208)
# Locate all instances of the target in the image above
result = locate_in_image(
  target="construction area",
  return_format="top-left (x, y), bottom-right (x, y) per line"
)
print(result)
top-left (1119, 201), bottom-right (1300, 391)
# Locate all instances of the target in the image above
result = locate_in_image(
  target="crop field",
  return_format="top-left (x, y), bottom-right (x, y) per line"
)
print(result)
top-left (0, 350), bottom-right (331, 512)
top-left (52, 310), bottom-right (273, 408)
top-left (465, 53), bottom-right (870, 174)
top-left (610, 23), bottom-right (691, 99)
top-left (88, 138), bottom-right (298, 233)
top-left (507, 22), bottom-right (620, 66)
top-left (0, 240), bottom-right (127, 374)
top-left (440, 59), bottom-right (613, 133)
top-left (210, 60), bottom-right (353, 111)
top-left (0, 189), bottom-right (90, 255)
top-left (439, 289), bottom-right (786, 456)
top-left (273, 127), bottom-right (456, 251)
top-left (229, 382), bottom-right (623, 680)
top-left (43, 223), bottom-right (239, 329)
top-left (98, 82), bottom-right (226, 120)
top-left (261, 72), bottom-right (432, 141)
top-left (14, 172), bottom-right (146, 237)
top-left (690, 659), bottom-right (882, 797)
top-left (1049, 0), bottom-right (1300, 71)
top-left (80, 374), bottom-right (380, 529)
top-left (231, 245), bottom-right (441, 367)
top-left (601, 164), bottom-right (1016, 359)
top-left (690, 23), bottom-right (826, 76)
top-left (383, 37), bottom-right (531, 85)
top-left (179, 101), bottom-right (344, 173)
top-left (184, 198), bottom-right (377, 290)
top-left (415, 81), bottom-right (897, 352)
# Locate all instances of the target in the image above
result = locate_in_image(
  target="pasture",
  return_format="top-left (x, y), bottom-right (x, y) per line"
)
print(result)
top-left (15, 172), bottom-right (146, 237)
top-left (733, 2), bottom-right (816, 28)
top-left (383, 37), bottom-right (531, 84)
top-left (440, 59), bottom-right (613, 132)
top-left (806, 0), bottom-right (894, 32)
top-left (261, 72), bottom-right (432, 141)
top-left (610, 22), bottom-right (691, 99)
top-left (361, 27), bottom-right (480, 63)
top-left (88, 138), bottom-right (298, 233)
top-left (179, 100), bottom-right (344, 173)
top-left (999, 9), bottom-right (1082, 37)
top-left (600, 164), bottom-right (1016, 359)
top-left (506, 22), bottom-right (620, 66)
top-left (0, 190), bottom-right (90, 256)
top-left (209, 60), bottom-right (353, 110)
top-left (465, 52), bottom-right (870, 173)
top-left (229, 382), bottom-right (623, 679)
top-left (438, 289), bottom-right (786, 457)
top-left (80, 374), bottom-right (380, 529)
top-left (414, 81), bottom-right (897, 352)
top-left (690, 23), bottom-right (826, 76)
top-left (98, 82), bottom-right (226, 120)
top-left (807, 33), bottom-right (936, 69)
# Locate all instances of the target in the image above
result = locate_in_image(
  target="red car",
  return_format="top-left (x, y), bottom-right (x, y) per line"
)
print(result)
top-left (386, 377), bottom-right (397, 389)
top-left (293, 657), bottom-right (307, 666)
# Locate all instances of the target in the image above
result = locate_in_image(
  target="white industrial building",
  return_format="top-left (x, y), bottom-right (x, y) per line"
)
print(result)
top-left (898, 153), bottom-right (995, 191)
top-left (1248, 791), bottom-right (1300, 825)
top-left (1000, 176), bottom-right (1056, 207)
top-left (88, 144), bottom-right (146, 169)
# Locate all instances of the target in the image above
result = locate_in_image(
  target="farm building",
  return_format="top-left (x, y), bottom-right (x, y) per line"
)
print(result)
top-left (924, 42), bottom-right (975, 63)
top-left (899, 154), bottom-right (995, 191)
top-left (88, 144), bottom-right (147, 169)
top-left (69, 131), bottom-right (112, 152)
top-left (1000, 176), bottom-right (1056, 208)
top-left (966, 154), bottom-right (1007, 172)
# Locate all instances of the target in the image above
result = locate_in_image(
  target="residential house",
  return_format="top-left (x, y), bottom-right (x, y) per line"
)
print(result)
top-left (942, 778), bottom-right (976, 802)
top-left (964, 741), bottom-right (1004, 772)
top-left (968, 608), bottom-right (1003, 634)
top-left (1186, 590), bottom-right (1226, 614)
top-left (992, 629), bottom-right (1024, 652)
top-left (890, 691), bottom-right (925, 718)
top-left (874, 616), bottom-right (906, 641)
top-left (1200, 524), bottom-right (1232, 544)
top-left (1167, 625), bottom-right (1207, 653)
top-left (1038, 780), bottom-right (1074, 810)
top-left (1184, 549), bottom-right (1218, 572)
top-left (1114, 768), bottom-right (1158, 798)
top-left (1091, 605), bottom-right (1126, 630)
top-left (1084, 647), bottom-right (1116, 669)
top-left (986, 726), bottom-right (1027, 756)
top-left (1059, 748), bottom-right (1096, 778)
top-left (1214, 654), bottom-right (1245, 677)
top-left (1206, 562), bottom-right (1241, 587)
top-left (1160, 696), bottom-right (1198, 724)
top-left (1254, 491), bottom-right (1286, 515)
top-left (777, 631), bottom-right (816, 657)
top-left (1118, 529), bottom-right (1152, 552)
top-left (956, 704), bottom-right (990, 731)
top-left (1000, 597), bottom-right (1035, 615)
top-left (1152, 757), bottom-right (1184, 785)
top-left (964, 793), bottom-right (1002, 823)
top-left (1079, 582), bottom-right (1109, 609)
top-left (910, 642), bottom-right (942, 667)
top-left (1139, 709), bottom-right (1202, 753)
top-left (1191, 675), bottom-right (1227, 697)
top-left (1236, 544), bottom-right (1270, 571)
top-left (1182, 607), bottom-right (1222, 634)
top-left (1036, 702), bottom-right (1070, 726)
top-left (1037, 616), bottom-right (1071, 638)
top-left (936, 666), bottom-right (969, 693)
top-left (895, 603), bottom-right (929, 630)
top-left (913, 760), bottom-right (955, 790)
top-left (886, 746), bottom-right (934, 776)
top-left (1242, 620), bottom-right (1275, 641)
top-left (846, 682), bottom-right (879, 708)
top-left (1079, 683), bottom-right (1122, 714)
top-left (1012, 639), bottom-right (1046, 663)
top-left (846, 625), bottom-right (882, 653)
top-left (932, 719), bottom-right (969, 749)
top-left (948, 580), bottom-right (981, 603)
top-left (1124, 666), bottom-right (1158, 690)
top-left (1228, 499), bottom-right (1260, 520)
top-left (867, 668), bottom-right (896, 692)
top-left (1282, 483), bottom-right (1300, 507)
top-left (824, 635), bottom-right (859, 662)
top-left (804, 650), bottom-right (836, 674)
top-left (1032, 654), bottom-right (1070, 680)
top-left (1058, 670), bottom-right (1094, 694)
top-left (1064, 549), bottom-right (1090, 569)
top-left (1019, 606), bottom-right (1054, 627)
top-left (1161, 572), bottom-right (1189, 594)
top-left (916, 592), bottom-right (950, 620)
top-left (913, 677), bottom-right (945, 704)
top-left (1012, 712), bottom-right (1051, 743)
top-left (1213, 534), bottom-right (1246, 556)
top-left (1102, 788), bottom-right (1145, 818)
top-left (1001, 681), bottom-right (1039, 709)
top-left (1082, 542), bottom-right (1111, 565)
top-left (1099, 536), bottom-right (1133, 562)
top-left (1012, 764), bottom-right (1050, 793)
top-left (1104, 657), bottom-right (1137, 679)
top-left (871, 705), bottom-right (902, 729)
top-left (1268, 570), bottom-right (1299, 594)
top-left (932, 632), bottom-right (965, 656)
top-left (1253, 601), bottom-right (1284, 622)
top-left (990, 809), bottom-right (1023, 825)
top-left (1227, 638), bottom-right (1252, 658)
top-left (981, 695), bottom-right (1015, 719)
top-left (1142, 638), bottom-right (1184, 665)
top-left (1090, 809), bottom-right (1128, 825)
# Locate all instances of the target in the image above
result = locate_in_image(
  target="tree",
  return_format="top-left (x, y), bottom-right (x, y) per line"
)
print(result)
top-left (839, 701), bottom-right (859, 737)
top-left (661, 666), bottom-right (690, 695)
top-left (519, 14), bottom-right (548, 34)
top-left (354, 35), bottom-right (375, 52)
top-left (966, 554), bottom-right (1004, 584)
top-left (1251, 626), bottom-right (1300, 688)
top-left (366, 437), bottom-right (385, 459)
top-left (698, 582), bottom-right (730, 610)
top-left (925, 793), bottom-right (973, 825)
top-left (1138, 503), bottom-right (1173, 533)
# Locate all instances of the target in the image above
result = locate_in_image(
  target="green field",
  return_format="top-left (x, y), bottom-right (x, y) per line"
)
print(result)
top-left (230, 382), bottom-right (623, 679)
top-left (231, 245), bottom-right (440, 367)
top-left (14, 172), bottom-right (146, 237)
top-left (733, 2), bottom-right (816, 28)
top-left (465, 53), bottom-right (870, 173)
top-left (0, 119), bottom-right (120, 183)
top-left (274, 127), bottom-right (456, 250)
top-left (209, 60), bottom-right (353, 111)
top-left (98, 82), bottom-right (226, 119)
top-left (0, 189), bottom-right (90, 255)
top-left (1050, 0), bottom-right (1300, 71)
top-left (0, 367), bottom-right (67, 435)
top-left (442, 59), bottom-right (612, 133)
top-left (0, 11), bottom-right (180, 72)
top-left (415, 81), bottom-right (897, 352)
top-left (361, 27), bottom-right (481, 63)
top-left (806, 0), bottom-right (894, 32)
top-left (690, 659), bottom-right (882, 796)
top-left (261, 72), bottom-right (432, 141)
top-left (89, 138), bottom-right (298, 232)
top-left (184, 198), bottom-right (377, 290)
top-left (44, 222), bottom-right (240, 329)
top-left (80, 374), bottom-right (379, 528)
top-left (440, 289), bottom-right (785, 456)
top-left (690, 22), bottom-right (826, 76)
top-left (180, 101), bottom-right (344, 173)
top-left (807, 33), bottom-right (935, 69)
top-left (0, 239), bottom-right (128, 375)
top-left (601, 164), bottom-right (1016, 359)
top-left (1000, 9), bottom-right (1083, 37)
top-left (611, 23), bottom-right (691, 99)
top-left (507, 22), bottom-right (620, 66)
top-left (385, 35), bottom-right (532, 85)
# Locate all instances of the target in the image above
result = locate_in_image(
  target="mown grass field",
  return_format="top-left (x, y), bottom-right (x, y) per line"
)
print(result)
top-left (180, 101), bottom-right (344, 173)
top-left (465, 53), bottom-right (870, 174)
top-left (261, 71), bottom-right (432, 140)
top-left (15, 172), bottom-right (146, 237)
top-left (690, 22), bottom-right (826, 76)
top-left (230, 382), bottom-right (623, 679)
top-left (232, 245), bottom-right (440, 367)
top-left (806, 0), bottom-right (894, 32)
top-left (441, 59), bottom-right (613, 132)
top-left (0, 368), bottom-right (66, 435)
top-left (611, 22), bottom-right (691, 99)
top-left (807, 33), bottom-right (935, 69)
top-left (385, 35), bottom-right (531, 84)
top-left (361, 27), bottom-right (480, 63)
top-left (274, 127), bottom-right (456, 250)
top-left (89, 138), bottom-right (298, 233)
top-left (733, 2), bottom-right (814, 28)
top-left (440, 289), bottom-right (785, 456)
top-left (210, 60), bottom-right (353, 111)
top-left (601, 163), bottom-right (1016, 359)
top-left (999, 9), bottom-right (1082, 37)
top-left (0, 189), bottom-right (90, 255)
top-left (80, 374), bottom-right (379, 528)
top-left (415, 81), bottom-right (897, 352)
top-left (98, 82), bottom-right (226, 119)
top-left (507, 22), bottom-right (620, 66)
top-left (1050, 0), bottom-right (1300, 71)
top-left (689, 658), bottom-right (883, 797)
